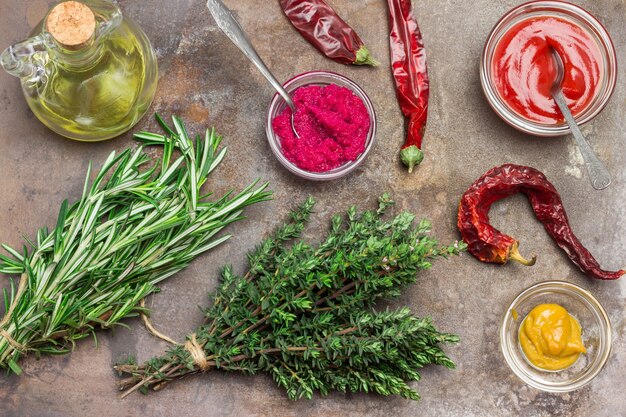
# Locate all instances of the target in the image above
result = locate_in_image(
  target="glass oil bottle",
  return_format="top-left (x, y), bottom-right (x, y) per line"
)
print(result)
top-left (0, 0), bottom-right (158, 141)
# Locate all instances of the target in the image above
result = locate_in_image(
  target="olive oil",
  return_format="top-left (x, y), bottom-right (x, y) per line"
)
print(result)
top-left (1, 1), bottom-right (158, 141)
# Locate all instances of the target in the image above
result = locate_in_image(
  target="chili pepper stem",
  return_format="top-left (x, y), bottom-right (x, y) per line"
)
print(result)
top-left (400, 145), bottom-right (424, 173)
top-left (354, 45), bottom-right (378, 66)
top-left (508, 243), bottom-right (537, 266)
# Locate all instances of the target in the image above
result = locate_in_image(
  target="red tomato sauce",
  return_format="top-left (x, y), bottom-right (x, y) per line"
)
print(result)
top-left (272, 84), bottom-right (370, 172)
top-left (492, 16), bottom-right (602, 124)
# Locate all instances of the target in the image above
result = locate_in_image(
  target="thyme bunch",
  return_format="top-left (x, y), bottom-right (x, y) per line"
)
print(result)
top-left (116, 195), bottom-right (465, 400)
top-left (0, 115), bottom-right (271, 375)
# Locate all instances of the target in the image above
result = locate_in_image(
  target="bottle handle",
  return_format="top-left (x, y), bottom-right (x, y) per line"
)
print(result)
top-left (0, 34), bottom-right (49, 83)
top-left (94, 0), bottom-right (123, 39)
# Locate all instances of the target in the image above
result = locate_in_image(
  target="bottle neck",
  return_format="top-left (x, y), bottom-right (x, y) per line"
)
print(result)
top-left (51, 35), bottom-right (105, 71)
top-left (45, 1), bottom-right (104, 71)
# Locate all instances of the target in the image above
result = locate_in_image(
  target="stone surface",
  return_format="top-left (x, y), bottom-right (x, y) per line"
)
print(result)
top-left (0, 0), bottom-right (624, 416)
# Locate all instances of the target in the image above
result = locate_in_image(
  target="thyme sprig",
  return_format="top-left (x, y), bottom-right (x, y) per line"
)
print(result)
top-left (116, 194), bottom-right (465, 400)
top-left (0, 115), bottom-right (271, 375)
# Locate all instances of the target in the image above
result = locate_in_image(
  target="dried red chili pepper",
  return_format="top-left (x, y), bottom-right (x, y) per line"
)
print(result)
top-left (458, 164), bottom-right (624, 280)
top-left (278, 0), bottom-right (377, 66)
top-left (387, 0), bottom-right (429, 173)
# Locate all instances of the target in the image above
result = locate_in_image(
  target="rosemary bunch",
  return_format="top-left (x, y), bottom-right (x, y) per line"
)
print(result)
top-left (116, 194), bottom-right (465, 400)
top-left (0, 115), bottom-right (271, 375)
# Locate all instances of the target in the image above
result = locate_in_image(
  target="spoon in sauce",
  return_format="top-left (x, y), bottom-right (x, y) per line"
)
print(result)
top-left (550, 47), bottom-right (611, 190)
top-left (206, 0), bottom-right (299, 137)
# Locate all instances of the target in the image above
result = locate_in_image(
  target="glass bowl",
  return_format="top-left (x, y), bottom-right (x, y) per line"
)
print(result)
top-left (500, 281), bottom-right (612, 392)
top-left (480, 1), bottom-right (617, 136)
top-left (266, 71), bottom-right (376, 181)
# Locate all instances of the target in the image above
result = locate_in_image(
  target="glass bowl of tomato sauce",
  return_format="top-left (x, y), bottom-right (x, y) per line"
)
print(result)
top-left (266, 71), bottom-right (376, 181)
top-left (480, 1), bottom-right (617, 136)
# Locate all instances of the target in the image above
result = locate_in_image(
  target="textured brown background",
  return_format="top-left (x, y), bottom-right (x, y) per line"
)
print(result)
top-left (0, 0), bottom-right (624, 416)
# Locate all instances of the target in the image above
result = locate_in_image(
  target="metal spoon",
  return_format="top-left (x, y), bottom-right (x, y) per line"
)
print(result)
top-left (549, 47), bottom-right (611, 190)
top-left (206, 0), bottom-right (299, 137)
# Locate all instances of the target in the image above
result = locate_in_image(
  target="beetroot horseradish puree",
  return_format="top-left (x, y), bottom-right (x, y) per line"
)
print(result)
top-left (492, 16), bottom-right (602, 124)
top-left (271, 84), bottom-right (370, 172)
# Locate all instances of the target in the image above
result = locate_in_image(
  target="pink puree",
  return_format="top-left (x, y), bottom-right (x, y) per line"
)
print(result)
top-left (272, 84), bottom-right (370, 172)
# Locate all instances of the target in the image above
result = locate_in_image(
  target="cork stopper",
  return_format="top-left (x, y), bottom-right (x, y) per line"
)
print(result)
top-left (46, 1), bottom-right (96, 50)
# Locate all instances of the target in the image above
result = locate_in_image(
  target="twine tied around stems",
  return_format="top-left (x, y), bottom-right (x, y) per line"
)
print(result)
top-left (184, 334), bottom-right (210, 371)
top-left (139, 299), bottom-right (209, 371)
top-left (0, 329), bottom-right (26, 351)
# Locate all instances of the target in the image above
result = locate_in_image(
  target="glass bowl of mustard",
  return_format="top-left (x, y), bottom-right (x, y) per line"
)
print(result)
top-left (500, 281), bottom-right (612, 392)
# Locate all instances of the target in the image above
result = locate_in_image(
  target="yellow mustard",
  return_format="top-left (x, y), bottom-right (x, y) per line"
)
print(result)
top-left (519, 303), bottom-right (586, 371)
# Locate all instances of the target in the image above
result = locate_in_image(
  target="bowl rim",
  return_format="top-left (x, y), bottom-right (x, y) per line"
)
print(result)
top-left (499, 280), bottom-right (612, 392)
top-left (480, 0), bottom-right (618, 137)
top-left (266, 70), bottom-right (377, 181)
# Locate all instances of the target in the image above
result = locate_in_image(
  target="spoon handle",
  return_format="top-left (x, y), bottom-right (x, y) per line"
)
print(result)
top-left (206, 0), bottom-right (295, 109)
top-left (552, 90), bottom-right (612, 190)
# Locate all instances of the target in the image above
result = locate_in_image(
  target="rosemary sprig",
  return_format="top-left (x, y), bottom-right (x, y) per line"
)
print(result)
top-left (0, 115), bottom-right (271, 375)
top-left (116, 194), bottom-right (465, 400)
